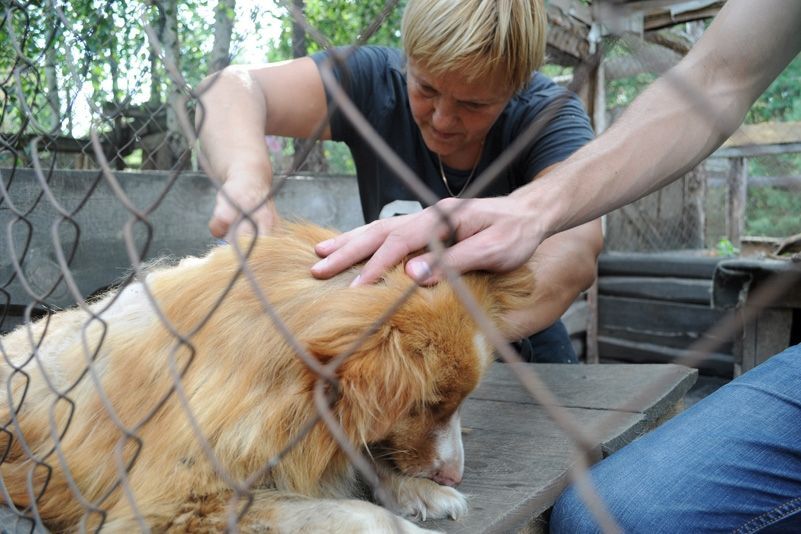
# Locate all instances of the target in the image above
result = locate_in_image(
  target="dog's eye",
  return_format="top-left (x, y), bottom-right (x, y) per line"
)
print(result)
top-left (409, 400), bottom-right (452, 420)
top-left (425, 401), bottom-right (449, 419)
top-left (408, 402), bottom-right (438, 418)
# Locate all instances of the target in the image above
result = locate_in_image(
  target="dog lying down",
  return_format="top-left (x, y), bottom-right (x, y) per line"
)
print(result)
top-left (0, 222), bottom-right (533, 532)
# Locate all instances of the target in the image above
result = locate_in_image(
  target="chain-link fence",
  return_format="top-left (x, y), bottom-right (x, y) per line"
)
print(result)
top-left (2, 0), bottom-right (801, 532)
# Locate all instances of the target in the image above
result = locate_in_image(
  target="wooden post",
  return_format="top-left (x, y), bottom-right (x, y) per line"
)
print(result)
top-left (727, 156), bottom-right (748, 247)
top-left (582, 54), bottom-right (605, 364)
top-left (683, 165), bottom-right (707, 248)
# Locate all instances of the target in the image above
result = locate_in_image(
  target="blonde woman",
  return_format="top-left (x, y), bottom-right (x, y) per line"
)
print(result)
top-left (197, 0), bottom-right (602, 363)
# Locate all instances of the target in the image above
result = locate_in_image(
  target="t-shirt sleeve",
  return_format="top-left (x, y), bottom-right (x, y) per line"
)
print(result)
top-left (515, 81), bottom-right (594, 181)
top-left (310, 46), bottom-right (401, 146)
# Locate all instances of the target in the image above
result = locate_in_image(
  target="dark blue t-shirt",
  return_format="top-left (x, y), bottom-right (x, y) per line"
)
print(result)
top-left (312, 46), bottom-right (594, 223)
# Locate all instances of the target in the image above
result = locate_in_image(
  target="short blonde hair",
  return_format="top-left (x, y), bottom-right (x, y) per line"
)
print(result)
top-left (401, 0), bottom-right (547, 92)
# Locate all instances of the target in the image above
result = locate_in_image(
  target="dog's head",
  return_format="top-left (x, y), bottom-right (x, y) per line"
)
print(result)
top-left (305, 263), bottom-right (533, 486)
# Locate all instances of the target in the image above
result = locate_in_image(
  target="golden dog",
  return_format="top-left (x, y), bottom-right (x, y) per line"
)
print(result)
top-left (0, 222), bottom-right (532, 532)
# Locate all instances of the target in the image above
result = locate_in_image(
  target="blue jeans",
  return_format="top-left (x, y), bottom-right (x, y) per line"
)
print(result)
top-left (550, 343), bottom-right (801, 533)
top-left (515, 320), bottom-right (579, 363)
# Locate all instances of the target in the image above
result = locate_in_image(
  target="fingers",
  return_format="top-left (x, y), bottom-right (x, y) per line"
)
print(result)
top-left (311, 198), bottom-right (483, 286)
top-left (310, 224), bottom-right (388, 280)
top-left (352, 230), bottom-right (427, 285)
top-left (310, 215), bottom-right (425, 282)
top-left (405, 231), bottom-right (525, 285)
top-left (404, 199), bottom-right (543, 283)
top-left (209, 190), bottom-right (277, 241)
top-left (209, 195), bottom-right (238, 238)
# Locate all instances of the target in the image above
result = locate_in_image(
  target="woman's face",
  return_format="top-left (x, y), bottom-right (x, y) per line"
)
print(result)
top-left (407, 58), bottom-right (514, 168)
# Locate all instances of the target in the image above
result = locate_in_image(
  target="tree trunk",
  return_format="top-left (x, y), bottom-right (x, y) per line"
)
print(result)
top-left (210, 0), bottom-right (236, 74)
top-left (292, 0), bottom-right (307, 59)
top-left (44, 45), bottom-right (61, 132)
top-left (291, 0), bottom-right (327, 173)
top-left (150, 7), bottom-right (165, 106)
top-left (156, 0), bottom-right (188, 170)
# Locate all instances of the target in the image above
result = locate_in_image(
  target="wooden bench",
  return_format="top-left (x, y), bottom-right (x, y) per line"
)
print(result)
top-left (428, 362), bottom-right (697, 533)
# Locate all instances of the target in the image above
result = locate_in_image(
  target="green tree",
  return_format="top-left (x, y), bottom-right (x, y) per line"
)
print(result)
top-left (268, 0), bottom-right (405, 61)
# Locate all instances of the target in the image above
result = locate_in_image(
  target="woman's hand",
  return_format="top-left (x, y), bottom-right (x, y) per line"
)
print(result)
top-left (311, 195), bottom-right (547, 286)
top-left (209, 170), bottom-right (279, 240)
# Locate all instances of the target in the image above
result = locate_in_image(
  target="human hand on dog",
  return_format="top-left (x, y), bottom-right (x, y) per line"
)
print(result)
top-left (311, 194), bottom-right (548, 286)
top-left (209, 171), bottom-right (279, 240)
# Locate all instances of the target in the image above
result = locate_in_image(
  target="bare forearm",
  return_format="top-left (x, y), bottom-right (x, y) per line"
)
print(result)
top-left (521, 0), bottom-right (801, 239)
top-left (196, 67), bottom-right (273, 182)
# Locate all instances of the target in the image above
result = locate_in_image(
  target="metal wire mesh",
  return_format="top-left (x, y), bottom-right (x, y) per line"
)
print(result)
top-left (1, 0), bottom-right (800, 532)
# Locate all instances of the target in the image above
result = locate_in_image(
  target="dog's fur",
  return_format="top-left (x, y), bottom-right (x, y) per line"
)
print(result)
top-left (0, 222), bottom-right (533, 532)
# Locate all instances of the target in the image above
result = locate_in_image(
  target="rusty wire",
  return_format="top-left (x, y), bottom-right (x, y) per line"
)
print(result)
top-left (1, 1), bottom-right (799, 533)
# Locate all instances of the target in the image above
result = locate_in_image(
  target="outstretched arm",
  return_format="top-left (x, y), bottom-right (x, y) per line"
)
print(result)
top-left (312, 0), bottom-right (801, 282)
top-left (195, 57), bottom-right (329, 238)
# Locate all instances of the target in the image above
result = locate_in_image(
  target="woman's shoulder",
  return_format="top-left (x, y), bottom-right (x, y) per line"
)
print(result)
top-left (313, 45), bottom-right (405, 72)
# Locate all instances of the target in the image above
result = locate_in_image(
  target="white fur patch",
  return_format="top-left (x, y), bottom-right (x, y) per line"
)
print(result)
top-left (97, 282), bottom-right (157, 333)
top-left (389, 476), bottom-right (469, 522)
top-left (432, 411), bottom-right (464, 484)
top-left (472, 332), bottom-right (493, 367)
top-left (271, 497), bottom-right (436, 533)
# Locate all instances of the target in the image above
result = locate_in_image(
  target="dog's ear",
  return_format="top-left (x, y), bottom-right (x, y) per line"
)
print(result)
top-left (303, 287), bottom-right (428, 441)
top-left (464, 266), bottom-right (534, 310)
top-left (488, 265), bottom-right (535, 313)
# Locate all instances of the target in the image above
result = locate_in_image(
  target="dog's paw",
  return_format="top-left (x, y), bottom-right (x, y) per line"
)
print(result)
top-left (390, 477), bottom-right (468, 522)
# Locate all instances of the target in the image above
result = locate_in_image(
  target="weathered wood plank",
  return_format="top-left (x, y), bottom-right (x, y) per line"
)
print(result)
top-left (713, 142), bottom-right (801, 158)
top-left (723, 121), bottom-right (801, 148)
top-left (469, 363), bottom-right (697, 426)
top-left (598, 326), bottom-right (733, 355)
top-left (598, 276), bottom-right (712, 304)
top-left (599, 252), bottom-right (722, 279)
top-left (727, 157), bottom-right (747, 247)
top-left (428, 362), bottom-right (697, 533)
top-left (598, 295), bottom-right (724, 338)
top-left (599, 336), bottom-right (733, 378)
top-left (736, 308), bottom-right (793, 376)
top-left (435, 402), bottom-right (639, 534)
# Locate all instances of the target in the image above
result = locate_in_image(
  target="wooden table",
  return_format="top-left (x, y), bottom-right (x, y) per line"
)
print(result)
top-left (428, 362), bottom-right (697, 533)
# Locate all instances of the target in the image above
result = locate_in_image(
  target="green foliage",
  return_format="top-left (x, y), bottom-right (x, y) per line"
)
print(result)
top-left (2, 0), bottom-right (232, 141)
top-left (605, 40), bottom-right (801, 242)
top-left (745, 52), bottom-right (801, 124)
top-left (714, 237), bottom-right (739, 257)
top-left (268, 0), bottom-right (406, 61)
top-left (604, 43), bottom-right (801, 126)
top-left (264, 0), bottom-right (408, 174)
top-left (1, 3), bottom-right (65, 134)
top-left (603, 37), bottom-right (659, 111)
top-left (746, 187), bottom-right (801, 237)
top-left (324, 141), bottom-right (356, 174)
top-left (607, 72), bottom-right (657, 110)
top-left (540, 64), bottom-right (572, 80)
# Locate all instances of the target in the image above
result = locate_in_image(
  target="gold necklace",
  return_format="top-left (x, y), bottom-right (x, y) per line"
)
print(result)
top-left (437, 147), bottom-right (482, 198)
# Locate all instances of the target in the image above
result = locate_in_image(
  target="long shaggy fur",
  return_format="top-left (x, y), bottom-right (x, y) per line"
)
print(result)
top-left (0, 222), bottom-right (533, 532)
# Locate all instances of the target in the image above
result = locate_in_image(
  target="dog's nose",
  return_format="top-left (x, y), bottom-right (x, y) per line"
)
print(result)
top-left (431, 467), bottom-right (463, 487)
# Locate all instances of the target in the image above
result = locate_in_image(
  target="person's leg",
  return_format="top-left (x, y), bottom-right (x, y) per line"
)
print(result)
top-left (550, 343), bottom-right (801, 533)
top-left (516, 320), bottom-right (578, 363)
